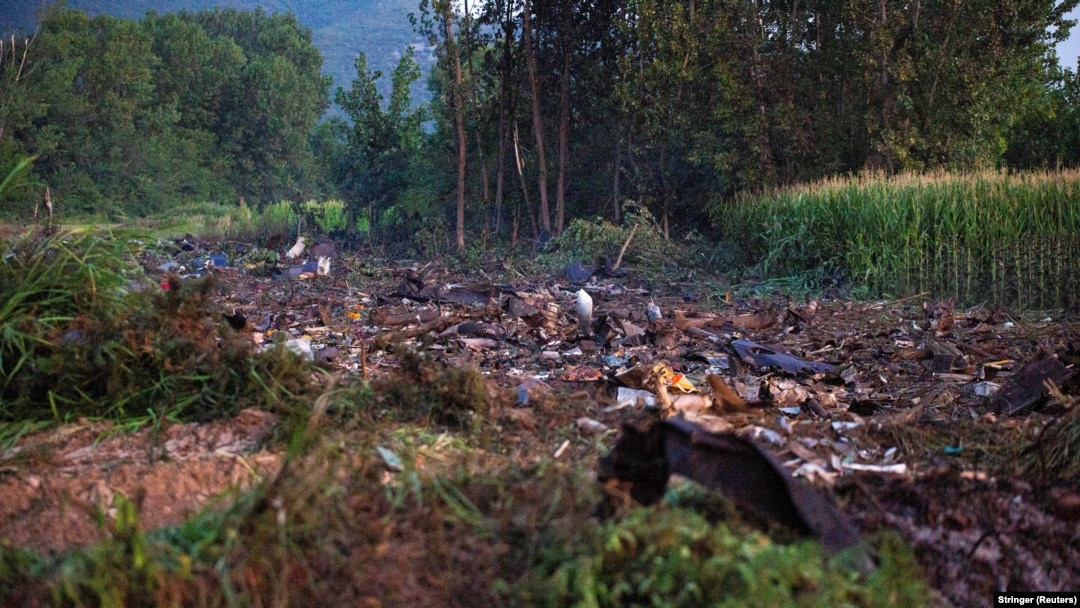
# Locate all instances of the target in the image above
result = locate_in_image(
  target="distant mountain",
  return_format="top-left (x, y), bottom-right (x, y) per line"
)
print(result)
top-left (0, 0), bottom-right (434, 111)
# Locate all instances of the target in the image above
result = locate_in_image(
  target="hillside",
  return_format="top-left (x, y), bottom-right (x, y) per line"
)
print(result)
top-left (0, 0), bottom-right (433, 107)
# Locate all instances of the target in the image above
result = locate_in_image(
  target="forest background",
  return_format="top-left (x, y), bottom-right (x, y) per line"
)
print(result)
top-left (3, 0), bottom-right (1080, 253)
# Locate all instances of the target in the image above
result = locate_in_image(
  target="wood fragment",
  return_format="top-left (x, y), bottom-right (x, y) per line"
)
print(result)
top-left (612, 223), bottom-right (638, 271)
top-left (706, 374), bottom-right (749, 412)
top-left (360, 340), bottom-right (368, 382)
top-left (867, 291), bottom-right (929, 310)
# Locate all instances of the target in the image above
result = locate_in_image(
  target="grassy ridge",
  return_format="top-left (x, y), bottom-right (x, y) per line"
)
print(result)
top-left (717, 171), bottom-right (1080, 308)
top-left (0, 229), bottom-right (317, 424)
top-left (0, 442), bottom-right (929, 607)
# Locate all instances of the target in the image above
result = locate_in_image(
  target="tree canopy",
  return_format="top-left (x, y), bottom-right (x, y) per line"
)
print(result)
top-left (0, 5), bottom-right (330, 216)
top-left (2, 0), bottom-right (1079, 247)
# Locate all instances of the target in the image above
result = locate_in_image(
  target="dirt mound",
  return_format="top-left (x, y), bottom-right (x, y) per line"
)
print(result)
top-left (0, 409), bottom-right (281, 552)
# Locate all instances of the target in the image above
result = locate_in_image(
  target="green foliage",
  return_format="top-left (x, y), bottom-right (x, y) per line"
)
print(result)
top-left (153, 201), bottom-right (300, 246)
top-left (0, 6), bottom-right (331, 220)
top-left (0, 230), bottom-right (134, 391)
top-left (715, 171), bottom-right (1080, 307)
top-left (53, 494), bottom-right (161, 606)
top-left (0, 157), bottom-right (33, 195)
top-left (303, 198), bottom-right (348, 234)
top-left (330, 46), bottom-right (429, 245)
top-left (0, 420), bottom-right (930, 607)
top-left (5, 0), bottom-right (1080, 252)
top-left (258, 200), bottom-right (300, 237)
top-left (516, 506), bottom-right (927, 607)
top-left (1006, 67), bottom-right (1080, 169)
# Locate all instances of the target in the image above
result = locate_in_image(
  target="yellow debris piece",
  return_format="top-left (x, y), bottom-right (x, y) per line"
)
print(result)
top-left (651, 361), bottom-right (698, 393)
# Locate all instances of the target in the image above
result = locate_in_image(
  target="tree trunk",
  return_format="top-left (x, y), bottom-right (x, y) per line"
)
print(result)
top-left (443, 10), bottom-right (468, 250)
top-left (462, 0), bottom-right (490, 205)
top-left (513, 123), bottom-right (538, 239)
top-left (522, 0), bottom-right (550, 234)
top-left (494, 87), bottom-right (508, 235)
top-left (612, 136), bottom-right (621, 223)
top-left (494, 4), bottom-right (514, 236)
top-left (555, 46), bottom-right (570, 235)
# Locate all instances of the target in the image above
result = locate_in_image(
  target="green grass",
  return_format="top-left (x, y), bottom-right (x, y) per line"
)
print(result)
top-left (715, 170), bottom-right (1080, 307)
top-left (517, 507), bottom-right (927, 608)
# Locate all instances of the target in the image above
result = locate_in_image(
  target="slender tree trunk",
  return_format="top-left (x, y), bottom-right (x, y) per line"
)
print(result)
top-left (522, 0), bottom-right (551, 234)
top-left (494, 3), bottom-right (514, 236)
top-left (494, 82), bottom-right (508, 235)
top-left (462, 0), bottom-right (490, 205)
top-left (442, 8), bottom-right (468, 250)
top-left (612, 136), bottom-right (621, 223)
top-left (513, 123), bottom-right (538, 239)
top-left (751, 0), bottom-right (775, 179)
top-left (555, 47), bottom-right (570, 235)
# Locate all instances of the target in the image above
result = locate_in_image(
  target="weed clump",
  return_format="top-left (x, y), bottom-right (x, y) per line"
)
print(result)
top-left (1020, 406), bottom-right (1080, 483)
top-left (550, 203), bottom-right (687, 277)
top-left (0, 230), bottom-right (315, 423)
top-left (375, 347), bottom-right (488, 428)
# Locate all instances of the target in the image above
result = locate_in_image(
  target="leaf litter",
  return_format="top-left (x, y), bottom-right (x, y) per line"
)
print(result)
top-left (1, 234), bottom-right (1078, 606)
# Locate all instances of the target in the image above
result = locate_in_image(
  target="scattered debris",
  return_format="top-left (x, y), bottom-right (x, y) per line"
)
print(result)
top-left (4, 231), bottom-right (1079, 606)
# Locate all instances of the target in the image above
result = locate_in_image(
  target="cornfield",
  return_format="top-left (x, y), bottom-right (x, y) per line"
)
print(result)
top-left (714, 170), bottom-right (1080, 309)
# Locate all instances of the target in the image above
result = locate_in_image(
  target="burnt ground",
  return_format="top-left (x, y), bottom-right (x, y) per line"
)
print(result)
top-left (1, 240), bottom-right (1078, 607)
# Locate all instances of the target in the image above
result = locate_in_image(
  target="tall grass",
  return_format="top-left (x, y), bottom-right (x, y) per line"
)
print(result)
top-left (0, 230), bottom-right (133, 391)
top-left (182, 199), bottom-right (352, 242)
top-left (715, 170), bottom-right (1080, 308)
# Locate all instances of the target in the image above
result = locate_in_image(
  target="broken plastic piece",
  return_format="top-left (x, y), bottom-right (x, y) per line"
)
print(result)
top-left (286, 236), bottom-right (306, 259)
top-left (576, 289), bottom-right (593, 337)
top-left (651, 361), bottom-right (698, 393)
top-left (283, 338), bottom-right (314, 361)
top-left (564, 261), bottom-right (592, 282)
top-left (597, 417), bottom-right (867, 562)
top-left (972, 381), bottom-right (1001, 397)
top-left (615, 387), bottom-right (658, 409)
top-left (991, 347), bottom-right (1075, 415)
top-left (376, 446), bottom-right (404, 472)
top-left (732, 339), bottom-right (837, 376)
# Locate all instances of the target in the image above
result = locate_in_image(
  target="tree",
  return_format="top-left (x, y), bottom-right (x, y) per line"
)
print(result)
top-left (332, 47), bottom-right (426, 237)
top-left (0, 31), bottom-right (40, 208)
top-left (190, 8), bottom-right (331, 205)
top-left (521, 0), bottom-right (551, 236)
top-left (0, 6), bottom-right (335, 218)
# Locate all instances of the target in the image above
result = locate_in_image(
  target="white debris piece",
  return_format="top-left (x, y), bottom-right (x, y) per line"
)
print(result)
top-left (285, 236), bottom-right (306, 259)
top-left (284, 338), bottom-right (314, 361)
top-left (575, 289), bottom-right (593, 336)
top-left (841, 462), bottom-right (909, 475)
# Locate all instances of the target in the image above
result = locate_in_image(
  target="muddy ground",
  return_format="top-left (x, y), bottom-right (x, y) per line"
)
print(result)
top-left (1, 240), bottom-right (1078, 607)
